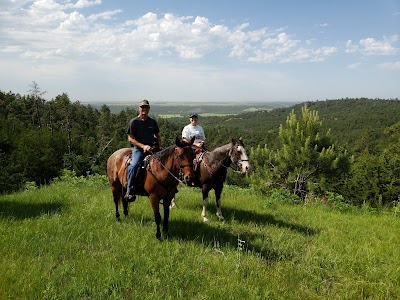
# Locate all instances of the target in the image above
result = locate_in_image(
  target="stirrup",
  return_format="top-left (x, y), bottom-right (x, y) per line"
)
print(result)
top-left (124, 189), bottom-right (136, 202)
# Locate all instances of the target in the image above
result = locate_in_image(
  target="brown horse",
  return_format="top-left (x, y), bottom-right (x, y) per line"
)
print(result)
top-left (172, 137), bottom-right (250, 222)
top-left (107, 137), bottom-right (195, 239)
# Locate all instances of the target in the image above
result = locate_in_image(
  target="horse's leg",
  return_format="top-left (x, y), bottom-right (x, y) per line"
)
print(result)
top-left (201, 186), bottom-right (210, 222)
top-left (150, 195), bottom-right (162, 240)
top-left (112, 186), bottom-right (121, 221)
top-left (215, 184), bottom-right (225, 221)
top-left (163, 197), bottom-right (172, 237)
top-left (122, 186), bottom-right (129, 217)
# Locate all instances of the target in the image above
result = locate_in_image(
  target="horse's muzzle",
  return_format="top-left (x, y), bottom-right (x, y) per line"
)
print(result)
top-left (240, 161), bottom-right (251, 173)
top-left (182, 174), bottom-right (194, 185)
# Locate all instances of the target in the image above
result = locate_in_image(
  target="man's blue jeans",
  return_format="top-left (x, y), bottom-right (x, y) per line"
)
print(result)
top-left (127, 147), bottom-right (144, 193)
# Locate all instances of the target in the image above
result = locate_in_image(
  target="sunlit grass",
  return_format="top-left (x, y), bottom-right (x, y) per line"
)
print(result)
top-left (1, 178), bottom-right (399, 299)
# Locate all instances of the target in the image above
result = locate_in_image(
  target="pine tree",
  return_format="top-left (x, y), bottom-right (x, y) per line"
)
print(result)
top-left (250, 104), bottom-right (351, 199)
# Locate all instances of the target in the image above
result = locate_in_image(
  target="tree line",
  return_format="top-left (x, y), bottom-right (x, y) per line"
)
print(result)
top-left (1, 83), bottom-right (399, 208)
top-left (0, 83), bottom-right (182, 193)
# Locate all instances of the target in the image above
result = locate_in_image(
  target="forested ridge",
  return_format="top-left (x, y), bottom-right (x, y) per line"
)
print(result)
top-left (199, 98), bottom-right (400, 151)
top-left (1, 85), bottom-right (399, 208)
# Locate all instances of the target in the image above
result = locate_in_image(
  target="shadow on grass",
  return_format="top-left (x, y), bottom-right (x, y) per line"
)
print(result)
top-left (168, 219), bottom-right (291, 263)
top-left (169, 206), bottom-right (319, 263)
top-left (0, 200), bottom-right (65, 220)
top-left (121, 202), bottom-right (319, 263)
top-left (222, 206), bottom-right (319, 236)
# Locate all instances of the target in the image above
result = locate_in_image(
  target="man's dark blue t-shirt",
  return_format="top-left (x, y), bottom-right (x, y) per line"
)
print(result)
top-left (126, 116), bottom-right (160, 149)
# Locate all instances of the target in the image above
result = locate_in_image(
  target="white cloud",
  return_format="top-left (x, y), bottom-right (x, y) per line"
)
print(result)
top-left (360, 37), bottom-right (396, 55)
top-left (88, 9), bottom-right (122, 21)
top-left (30, 0), bottom-right (64, 12)
top-left (345, 40), bottom-right (358, 53)
top-left (250, 34), bottom-right (336, 63)
top-left (57, 11), bottom-right (88, 31)
top-left (71, 0), bottom-right (102, 9)
top-left (377, 61), bottom-right (400, 70)
top-left (347, 62), bottom-right (362, 70)
top-left (346, 36), bottom-right (399, 55)
top-left (0, 1), bottom-right (339, 65)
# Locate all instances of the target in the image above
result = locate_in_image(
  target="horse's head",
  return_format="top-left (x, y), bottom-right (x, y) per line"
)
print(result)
top-left (174, 136), bottom-right (196, 184)
top-left (230, 137), bottom-right (251, 173)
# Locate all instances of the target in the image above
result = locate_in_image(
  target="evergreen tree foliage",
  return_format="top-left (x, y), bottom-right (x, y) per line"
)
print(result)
top-left (338, 122), bottom-right (400, 207)
top-left (250, 104), bottom-right (351, 199)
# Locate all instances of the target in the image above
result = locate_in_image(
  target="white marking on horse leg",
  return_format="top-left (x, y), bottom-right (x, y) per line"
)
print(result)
top-left (169, 197), bottom-right (176, 209)
top-left (202, 196), bottom-right (209, 222)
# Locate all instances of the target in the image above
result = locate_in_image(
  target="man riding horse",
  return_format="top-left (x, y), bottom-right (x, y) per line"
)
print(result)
top-left (125, 99), bottom-right (162, 201)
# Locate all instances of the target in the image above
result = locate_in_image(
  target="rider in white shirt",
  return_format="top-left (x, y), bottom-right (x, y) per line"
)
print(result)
top-left (182, 113), bottom-right (206, 151)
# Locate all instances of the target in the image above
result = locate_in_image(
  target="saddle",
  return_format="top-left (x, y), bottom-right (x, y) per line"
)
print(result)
top-left (193, 150), bottom-right (206, 173)
top-left (125, 153), bottom-right (153, 197)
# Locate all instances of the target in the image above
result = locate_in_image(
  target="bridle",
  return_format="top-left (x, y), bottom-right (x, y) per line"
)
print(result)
top-left (202, 142), bottom-right (249, 174)
top-left (222, 145), bottom-right (249, 173)
top-left (174, 145), bottom-right (194, 181)
top-left (149, 145), bottom-right (194, 186)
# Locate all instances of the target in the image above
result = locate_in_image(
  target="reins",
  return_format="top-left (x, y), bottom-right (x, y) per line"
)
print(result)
top-left (147, 146), bottom-right (193, 191)
top-left (202, 148), bottom-right (248, 174)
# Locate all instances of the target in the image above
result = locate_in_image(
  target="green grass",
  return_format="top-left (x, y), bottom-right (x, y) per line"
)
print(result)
top-left (1, 176), bottom-right (399, 299)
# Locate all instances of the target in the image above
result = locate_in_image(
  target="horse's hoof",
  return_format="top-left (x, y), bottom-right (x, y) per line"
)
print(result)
top-left (203, 216), bottom-right (210, 222)
top-left (216, 213), bottom-right (225, 221)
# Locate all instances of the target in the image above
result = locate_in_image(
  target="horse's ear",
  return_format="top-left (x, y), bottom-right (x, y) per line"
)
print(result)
top-left (231, 138), bottom-right (237, 144)
top-left (175, 136), bottom-right (182, 147)
top-left (190, 136), bottom-right (195, 145)
top-left (239, 137), bottom-right (243, 142)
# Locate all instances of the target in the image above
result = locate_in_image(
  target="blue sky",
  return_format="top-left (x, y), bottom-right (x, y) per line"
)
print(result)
top-left (0, 0), bottom-right (399, 103)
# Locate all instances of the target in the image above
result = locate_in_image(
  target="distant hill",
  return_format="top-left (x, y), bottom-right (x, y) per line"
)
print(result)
top-left (197, 98), bottom-right (400, 152)
top-left (87, 101), bottom-right (299, 116)
top-left (89, 98), bottom-right (400, 152)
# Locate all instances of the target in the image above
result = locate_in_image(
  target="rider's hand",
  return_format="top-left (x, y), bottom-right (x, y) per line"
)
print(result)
top-left (143, 145), bottom-right (151, 152)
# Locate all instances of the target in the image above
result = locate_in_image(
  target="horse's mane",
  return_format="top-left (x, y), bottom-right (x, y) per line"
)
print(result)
top-left (206, 143), bottom-right (231, 162)
top-left (151, 138), bottom-right (193, 165)
top-left (151, 144), bottom-right (175, 165)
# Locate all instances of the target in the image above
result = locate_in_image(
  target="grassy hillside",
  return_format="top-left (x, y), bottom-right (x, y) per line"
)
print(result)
top-left (1, 175), bottom-right (399, 299)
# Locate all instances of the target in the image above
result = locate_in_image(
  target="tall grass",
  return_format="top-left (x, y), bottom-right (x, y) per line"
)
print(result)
top-left (0, 176), bottom-right (399, 299)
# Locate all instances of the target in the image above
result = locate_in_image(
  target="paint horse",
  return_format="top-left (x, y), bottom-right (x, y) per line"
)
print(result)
top-left (107, 137), bottom-right (195, 239)
top-left (172, 137), bottom-right (250, 222)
